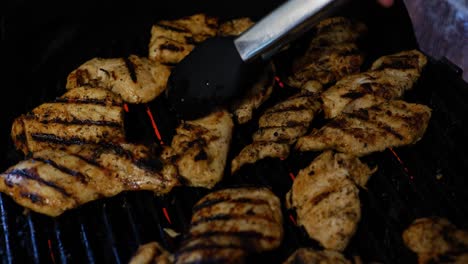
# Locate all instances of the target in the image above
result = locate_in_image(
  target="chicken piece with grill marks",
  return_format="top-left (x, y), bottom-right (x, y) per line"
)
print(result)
top-left (217, 17), bottom-right (254, 37)
top-left (161, 110), bottom-right (233, 189)
top-left (149, 13), bottom-right (218, 65)
top-left (403, 217), bottom-right (468, 264)
top-left (286, 17), bottom-right (367, 89)
top-left (231, 82), bottom-right (322, 174)
top-left (217, 17), bottom-right (276, 125)
top-left (129, 242), bottom-right (173, 264)
top-left (11, 87), bottom-right (125, 155)
top-left (66, 55), bottom-right (171, 104)
top-left (282, 248), bottom-right (351, 264)
top-left (296, 100), bottom-right (432, 157)
top-left (286, 151), bottom-right (376, 251)
top-left (0, 143), bottom-right (178, 217)
top-left (174, 187), bottom-right (283, 264)
top-left (321, 49), bottom-right (427, 119)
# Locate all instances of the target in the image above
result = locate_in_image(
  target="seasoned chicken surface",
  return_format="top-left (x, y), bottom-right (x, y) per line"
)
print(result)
top-left (282, 248), bottom-right (351, 264)
top-left (231, 84), bottom-right (322, 174)
top-left (11, 87), bottom-right (125, 155)
top-left (149, 13), bottom-right (218, 65)
top-left (296, 100), bottom-right (432, 156)
top-left (231, 62), bottom-right (276, 124)
top-left (217, 16), bottom-right (276, 124)
top-left (129, 242), bottom-right (173, 264)
top-left (174, 187), bottom-right (283, 264)
top-left (162, 110), bottom-right (233, 188)
top-left (321, 49), bottom-right (427, 118)
top-left (218, 17), bottom-right (254, 37)
top-left (403, 217), bottom-right (468, 264)
top-left (231, 142), bottom-right (290, 174)
top-left (66, 55), bottom-right (171, 104)
top-left (0, 143), bottom-right (178, 217)
top-left (286, 151), bottom-right (376, 251)
top-left (286, 17), bottom-right (367, 89)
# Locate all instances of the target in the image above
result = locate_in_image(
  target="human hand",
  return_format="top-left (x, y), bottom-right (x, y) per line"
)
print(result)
top-left (377, 0), bottom-right (394, 7)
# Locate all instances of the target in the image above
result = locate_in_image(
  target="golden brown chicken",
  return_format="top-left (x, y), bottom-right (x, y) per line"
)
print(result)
top-left (286, 17), bottom-right (367, 90)
top-left (66, 55), bottom-right (171, 104)
top-left (217, 17), bottom-right (254, 37)
top-left (286, 151), bottom-right (376, 251)
top-left (148, 13), bottom-right (218, 65)
top-left (282, 248), bottom-right (351, 264)
top-left (321, 49), bottom-right (428, 119)
top-left (217, 16), bottom-right (276, 124)
top-left (162, 110), bottom-right (233, 189)
top-left (11, 87), bottom-right (125, 155)
top-left (230, 62), bottom-right (276, 124)
top-left (402, 217), bottom-right (468, 264)
top-left (128, 241), bottom-right (173, 264)
top-left (0, 143), bottom-right (178, 217)
top-left (174, 187), bottom-right (283, 264)
top-left (296, 100), bottom-right (432, 157)
top-left (231, 82), bottom-right (322, 174)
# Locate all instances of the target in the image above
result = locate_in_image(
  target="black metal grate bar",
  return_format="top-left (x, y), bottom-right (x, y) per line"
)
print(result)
top-left (79, 222), bottom-right (95, 264)
top-left (0, 195), bottom-right (13, 264)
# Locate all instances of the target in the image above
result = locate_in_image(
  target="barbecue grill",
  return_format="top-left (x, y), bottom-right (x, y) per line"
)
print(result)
top-left (2, 0), bottom-right (468, 263)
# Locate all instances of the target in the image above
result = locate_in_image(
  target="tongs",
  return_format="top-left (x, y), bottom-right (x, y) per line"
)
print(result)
top-left (166, 0), bottom-right (349, 120)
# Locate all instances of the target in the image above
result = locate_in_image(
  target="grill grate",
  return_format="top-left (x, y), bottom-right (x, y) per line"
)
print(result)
top-left (2, 0), bottom-right (468, 263)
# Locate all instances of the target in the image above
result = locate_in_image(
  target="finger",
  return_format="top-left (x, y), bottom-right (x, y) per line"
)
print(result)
top-left (377, 0), bottom-right (394, 8)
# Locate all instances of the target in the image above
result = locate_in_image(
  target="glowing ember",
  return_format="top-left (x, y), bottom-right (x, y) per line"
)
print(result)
top-left (48, 239), bottom-right (56, 264)
top-left (145, 105), bottom-right (165, 145)
top-left (289, 172), bottom-right (296, 181)
top-left (289, 214), bottom-right (297, 225)
top-left (388, 148), bottom-right (415, 180)
top-left (162, 207), bottom-right (172, 224)
top-left (123, 103), bottom-right (129, 112)
top-left (274, 76), bottom-right (285, 88)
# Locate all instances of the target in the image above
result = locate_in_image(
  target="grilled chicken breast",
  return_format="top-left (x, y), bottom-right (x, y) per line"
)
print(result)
top-left (129, 242), bottom-right (173, 264)
top-left (231, 142), bottom-right (290, 174)
top-left (231, 61), bottom-right (276, 124)
top-left (231, 84), bottom-right (322, 174)
top-left (11, 87), bottom-right (125, 155)
top-left (321, 49), bottom-right (427, 118)
top-left (286, 17), bottom-right (367, 89)
top-left (218, 17), bottom-right (254, 37)
top-left (174, 187), bottom-right (283, 264)
top-left (219, 17), bottom-right (275, 125)
top-left (66, 55), bottom-right (171, 104)
top-left (162, 110), bottom-right (233, 188)
top-left (403, 217), bottom-right (468, 264)
top-left (149, 13), bottom-right (218, 65)
top-left (0, 143), bottom-right (178, 217)
top-left (296, 100), bottom-right (432, 157)
top-left (283, 248), bottom-right (351, 264)
top-left (286, 151), bottom-right (376, 251)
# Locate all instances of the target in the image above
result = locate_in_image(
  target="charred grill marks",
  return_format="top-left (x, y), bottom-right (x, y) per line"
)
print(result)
top-left (190, 213), bottom-right (276, 227)
top-left (31, 133), bottom-right (89, 146)
top-left (5, 169), bottom-right (72, 198)
top-left (54, 98), bottom-right (121, 107)
top-left (123, 57), bottom-right (138, 83)
top-left (33, 117), bottom-right (122, 128)
top-left (192, 197), bottom-right (270, 213)
top-left (155, 22), bottom-right (188, 33)
top-left (32, 157), bottom-right (88, 183)
top-left (186, 231), bottom-right (277, 242)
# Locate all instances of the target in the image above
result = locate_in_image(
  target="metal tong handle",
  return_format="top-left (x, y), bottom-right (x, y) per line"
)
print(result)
top-left (234, 0), bottom-right (349, 62)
